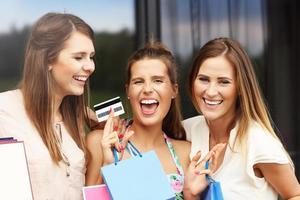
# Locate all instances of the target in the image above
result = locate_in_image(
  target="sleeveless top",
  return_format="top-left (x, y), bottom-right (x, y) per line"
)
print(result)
top-left (126, 134), bottom-right (184, 200)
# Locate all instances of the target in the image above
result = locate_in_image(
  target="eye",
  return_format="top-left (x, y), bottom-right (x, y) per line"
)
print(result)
top-left (219, 80), bottom-right (231, 85)
top-left (154, 79), bottom-right (163, 83)
top-left (198, 77), bottom-right (209, 83)
top-left (133, 80), bottom-right (143, 85)
top-left (74, 56), bottom-right (83, 61)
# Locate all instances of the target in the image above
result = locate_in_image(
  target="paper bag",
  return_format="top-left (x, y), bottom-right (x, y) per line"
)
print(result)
top-left (101, 150), bottom-right (175, 200)
top-left (0, 141), bottom-right (33, 200)
top-left (82, 184), bottom-right (111, 200)
top-left (202, 161), bottom-right (224, 200)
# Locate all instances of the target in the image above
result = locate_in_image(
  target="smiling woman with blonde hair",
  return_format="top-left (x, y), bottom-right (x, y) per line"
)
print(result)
top-left (183, 37), bottom-right (300, 199)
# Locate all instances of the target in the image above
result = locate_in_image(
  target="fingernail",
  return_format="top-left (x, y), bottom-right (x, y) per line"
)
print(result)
top-left (118, 133), bottom-right (124, 139)
top-left (121, 144), bottom-right (125, 150)
top-left (113, 125), bottom-right (118, 131)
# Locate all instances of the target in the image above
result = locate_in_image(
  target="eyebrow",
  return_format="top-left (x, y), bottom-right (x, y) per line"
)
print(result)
top-left (152, 75), bottom-right (166, 79)
top-left (197, 74), bottom-right (233, 81)
top-left (130, 75), bottom-right (166, 81)
top-left (71, 51), bottom-right (95, 56)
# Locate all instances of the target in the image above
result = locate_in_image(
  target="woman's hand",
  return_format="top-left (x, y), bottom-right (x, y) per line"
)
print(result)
top-left (87, 107), bottom-right (106, 130)
top-left (183, 143), bottom-right (226, 199)
top-left (101, 110), bottom-right (134, 166)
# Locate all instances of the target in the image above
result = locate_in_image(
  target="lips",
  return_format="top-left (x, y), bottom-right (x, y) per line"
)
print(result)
top-left (140, 99), bottom-right (159, 115)
top-left (73, 75), bottom-right (88, 82)
top-left (203, 98), bottom-right (223, 106)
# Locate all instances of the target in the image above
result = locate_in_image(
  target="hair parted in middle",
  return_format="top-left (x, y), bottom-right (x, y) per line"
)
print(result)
top-left (126, 39), bottom-right (186, 140)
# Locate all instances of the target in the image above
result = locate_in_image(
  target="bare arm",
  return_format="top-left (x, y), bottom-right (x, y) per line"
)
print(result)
top-left (85, 129), bottom-right (104, 185)
top-left (255, 163), bottom-right (300, 200)
top-left (172, 140), bottom-right (191, 173)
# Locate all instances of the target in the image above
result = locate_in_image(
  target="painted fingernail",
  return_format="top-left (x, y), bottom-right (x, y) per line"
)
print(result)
top-left (118, 133), bottom-right (124, 139)
top-left (120, 144), bottom-right (125, 150)
top-left (113, 125), bottom-right (118, 131)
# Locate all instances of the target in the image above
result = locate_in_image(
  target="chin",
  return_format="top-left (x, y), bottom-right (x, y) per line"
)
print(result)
top-left (139, 117), bottom-right (160, 126)
top-left (201, 111), bottom-right (221, 121)
top-left (69, 88), bottom-right (85, 96)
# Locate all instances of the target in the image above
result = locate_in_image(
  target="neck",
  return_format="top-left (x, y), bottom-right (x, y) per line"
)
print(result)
top-left (130, 122), bottom-right (165, 150)
top-left (207, 114), bottom-right (236, 143)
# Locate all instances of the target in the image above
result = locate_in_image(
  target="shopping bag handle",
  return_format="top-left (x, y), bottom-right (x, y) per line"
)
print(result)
top-left (205, 161), bottom-right (216, 183)
top-left (113, 141), bottom-right (142, 165)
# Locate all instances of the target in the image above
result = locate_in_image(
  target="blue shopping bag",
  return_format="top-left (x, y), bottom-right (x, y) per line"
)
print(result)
top-left (202, 161), bottom-right (224, 200)
top-left (101, 144), bottom-right (175, 200)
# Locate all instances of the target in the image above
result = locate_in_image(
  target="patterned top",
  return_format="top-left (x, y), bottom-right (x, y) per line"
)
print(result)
top-left (126, 134), bottom-right (184, 200)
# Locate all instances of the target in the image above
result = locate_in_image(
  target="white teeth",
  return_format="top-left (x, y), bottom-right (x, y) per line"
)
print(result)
top-left (141, 99), bottom-right (158, 104)
top-left (204, 99), bottom-right (222, 105)
top-left (73, 76), bottom-right (87, 81)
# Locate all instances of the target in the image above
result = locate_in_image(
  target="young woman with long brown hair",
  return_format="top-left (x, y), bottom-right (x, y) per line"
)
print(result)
top-left (0, 12), bottom-right (95, 199)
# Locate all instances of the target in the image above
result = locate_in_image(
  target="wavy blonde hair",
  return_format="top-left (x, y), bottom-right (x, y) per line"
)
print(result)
top-left (188, 37), bottom-right (281, 147)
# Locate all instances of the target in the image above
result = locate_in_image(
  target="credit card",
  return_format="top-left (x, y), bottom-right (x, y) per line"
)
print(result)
top-left (94, 96), bottom-right (125, 122)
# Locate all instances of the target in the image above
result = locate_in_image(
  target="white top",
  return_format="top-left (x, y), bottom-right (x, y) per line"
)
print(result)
top-left (0, 90), bottom-right (85, 200)
top-left (183, 115), bottom-right (292, 200)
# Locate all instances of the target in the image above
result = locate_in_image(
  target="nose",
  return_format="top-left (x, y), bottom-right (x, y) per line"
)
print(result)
top-left (143, 82), bottom-right (153, 93)
top-left (206, 82), bottom-right (218, 96)
top-left (83, 59), bottom-right (95, 73)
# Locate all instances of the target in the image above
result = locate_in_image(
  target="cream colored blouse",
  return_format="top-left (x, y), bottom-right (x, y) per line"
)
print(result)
top-left (0, 89), bottom-right (85, 200)
top-left (183, 115), bottom-right (292, 200)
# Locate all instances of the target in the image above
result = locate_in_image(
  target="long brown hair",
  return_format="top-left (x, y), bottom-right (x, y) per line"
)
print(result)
top-left (20, 12), bottom-right (94, 164)
top-left (188, 37), bottom-right (279, 145)
top-left (126, 40), bottom-right (186, 140)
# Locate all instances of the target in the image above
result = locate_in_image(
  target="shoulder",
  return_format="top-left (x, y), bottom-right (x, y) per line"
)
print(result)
top-left (86, 129), bottom-right (104, 149)
top-left (171, 139), bottom-right (191, 153)
top-left (182, 115), bottom-right (204, 127)
top-left (170, 139), bottom-right (191, 170)
top-left (246, 121), bottom-right (291, 165)
top-left (0, 89), bottom-right (22, 107)
top-left (247, 121), bottom-right (281, 146)
top-left (182, 115), bottom-right (206, 141)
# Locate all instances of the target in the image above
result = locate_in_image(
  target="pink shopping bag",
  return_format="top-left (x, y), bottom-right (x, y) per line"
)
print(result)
top-left (82, 184), bottom-right (111, 200)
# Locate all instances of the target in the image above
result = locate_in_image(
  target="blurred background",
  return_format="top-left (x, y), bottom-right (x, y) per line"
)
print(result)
top-left (0, 0), bottom-right (299, 179)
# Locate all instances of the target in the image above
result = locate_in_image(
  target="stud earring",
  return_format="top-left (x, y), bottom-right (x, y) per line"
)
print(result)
top-left (127, 96), bottom-right (130, 99)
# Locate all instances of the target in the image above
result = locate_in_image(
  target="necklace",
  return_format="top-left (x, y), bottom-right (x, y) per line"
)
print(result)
top-left (55, 123), bottom-right (71, 177)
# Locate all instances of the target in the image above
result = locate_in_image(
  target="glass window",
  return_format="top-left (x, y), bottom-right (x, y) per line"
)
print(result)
top-left (0, 0), bottom-right (135, 106)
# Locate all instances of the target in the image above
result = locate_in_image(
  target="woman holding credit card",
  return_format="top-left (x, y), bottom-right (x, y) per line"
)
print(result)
top-left (86, 40), bottom-right (224, 199)
top-left (0, 13), bottom-right (96, 199)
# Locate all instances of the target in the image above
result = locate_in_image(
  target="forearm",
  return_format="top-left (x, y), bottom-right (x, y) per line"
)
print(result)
top-left (183, 187), bottom-right (200, 200)
top-left (287, 195), bottom-right (300, 200)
